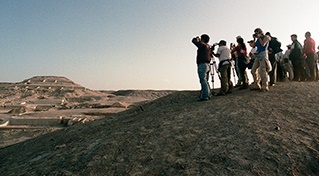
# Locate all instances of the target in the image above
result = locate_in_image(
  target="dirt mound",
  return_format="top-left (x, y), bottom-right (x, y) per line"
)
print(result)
top-left (0, 82), bottom-right (318, 175)
top-left (113, 90), bottom-right (174, 100)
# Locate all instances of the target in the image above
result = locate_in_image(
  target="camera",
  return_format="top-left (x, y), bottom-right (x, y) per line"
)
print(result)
top-left (253, 34), bottom-right (258, 38)
top-left (211, 43), bottom-right (219, 50)
top-left (212, 42), bottom-right (219, 47)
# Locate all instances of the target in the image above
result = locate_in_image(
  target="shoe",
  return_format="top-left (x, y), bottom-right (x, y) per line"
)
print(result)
top-left (250, 87), bottom-right (261, 91)
top-left (234, 84), bottom-right (242, 88)
top-left (197, 98), bottom-right (209, 101)
top-left (215, 92), bottom-right (225, 96)
top-left (260, 88), bottom-right (269, 92)
top-left (239, 84), bottom-right (249, 90)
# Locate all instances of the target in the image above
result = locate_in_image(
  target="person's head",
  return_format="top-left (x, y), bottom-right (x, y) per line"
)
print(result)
top-left (254, 28), bottom-right (264, 37)
top-left (265, 32), bottom-right (271, 37)
top-left (305, 31), bottom-right (311, 38)
top-left (200, 34), bottom-right (210, 43)
top-left (248, 40), bottom-right (255, 47)
top-left (218, 40), bottom-right (227, 46)
top-left (291, 34), bottom-right (297, 41)
top-left (237, 37), bottom-right (244, 44)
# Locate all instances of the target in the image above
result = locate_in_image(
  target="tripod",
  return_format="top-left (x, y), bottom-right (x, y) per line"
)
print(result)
top-left (231, 60), bottom-right (237, 84)
top-left (210, 58), bottom-right (221, 94)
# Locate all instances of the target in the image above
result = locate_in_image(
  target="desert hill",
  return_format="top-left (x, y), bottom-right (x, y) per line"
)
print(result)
top-left (0, 76), bottom-right (172, 121)
top-left (0, 76), bottom-right (173, 147)
top-left (0, 80), bottom-right (318, 175)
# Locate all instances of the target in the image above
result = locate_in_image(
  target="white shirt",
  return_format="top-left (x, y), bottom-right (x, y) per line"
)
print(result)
top-left (283, 49), bottom-right (291, 59)
top-left (217, 46), bottom-right (231, 65)
top-left (250, 47), bottom-right (257, 55)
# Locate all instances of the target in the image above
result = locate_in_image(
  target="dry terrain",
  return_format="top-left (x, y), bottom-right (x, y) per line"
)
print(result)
top-left (0, 76), bottom-right (318, 175)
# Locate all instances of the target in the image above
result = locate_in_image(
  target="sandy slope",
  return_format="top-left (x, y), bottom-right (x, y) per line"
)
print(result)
top-left (0, 81), bottom-right (318, 175)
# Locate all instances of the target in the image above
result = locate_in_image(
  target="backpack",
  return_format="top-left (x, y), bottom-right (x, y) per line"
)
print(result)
top-left (270, 37), bottom-right (282, 54)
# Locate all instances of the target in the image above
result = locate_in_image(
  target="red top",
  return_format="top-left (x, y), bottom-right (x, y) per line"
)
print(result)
top-left (304, 37), bottom-right (316, 54)
top-left (232, 45), bottom-right (247, 57)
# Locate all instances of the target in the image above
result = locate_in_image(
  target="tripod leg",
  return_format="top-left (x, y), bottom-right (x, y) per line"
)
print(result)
top-left (210, 63), bottom-right (215, 94)
top-left (214, 62), bottom-right (221, 80)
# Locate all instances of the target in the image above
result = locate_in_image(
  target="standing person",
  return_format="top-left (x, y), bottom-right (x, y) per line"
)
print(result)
top-left (289, 34), bottom-right (305, 81)
top-left (231, 37), bottom-right (249, 89)
top-left (192, 34), bottom-right (212, 101)
top-left (212, 40), bottom-right (233, 96)
top-left (266, 32), bottom-right (283, 86)
top-left (247, 40), bottom-right (257, 70)
top-left (231, 36), bottom-right (243, 87)
top-left (250, 28), bottom-right (271, 92)
top-left (303, 31), bottom-right (316, 81)
top-left (281, 45), bottom-right (294, 80)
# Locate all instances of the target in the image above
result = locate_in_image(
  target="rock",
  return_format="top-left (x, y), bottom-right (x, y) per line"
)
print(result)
top-left (111, 102), bottom-right (129, 108)
top-left (7, 107), bottom-right (26, 114)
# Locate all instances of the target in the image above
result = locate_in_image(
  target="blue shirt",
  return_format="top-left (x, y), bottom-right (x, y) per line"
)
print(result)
top-left (256, 37), bottom-right (269, 53)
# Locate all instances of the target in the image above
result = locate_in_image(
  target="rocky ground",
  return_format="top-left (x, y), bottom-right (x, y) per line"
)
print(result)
top-left (0, 77), bottom-right (318, 175)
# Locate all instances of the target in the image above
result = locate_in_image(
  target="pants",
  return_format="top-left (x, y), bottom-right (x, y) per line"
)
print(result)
top-left (198, 63), bottom-right (211, 98)
top-left (281, 60), bottom-right (294, 81)
top-left (306, 52), bottom-right (316, 81)
top-left (251, 51), bottom-right (269, 90)
top-left (235, 58), bottom-right (242, 85)
top-left (219, 63), bottom-right (233, 93)
top-left (268, 53), bottom-right (277, 84)
top-left (291, 57), bottom-right (305, 81)
top-left (238, 56), bottom-right (248, 85)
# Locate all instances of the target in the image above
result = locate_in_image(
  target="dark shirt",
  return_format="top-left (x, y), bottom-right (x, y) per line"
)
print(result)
top-left (192, 38), bottom-right (211, 64)
top-left (290, 40), bottom-right (303, 60)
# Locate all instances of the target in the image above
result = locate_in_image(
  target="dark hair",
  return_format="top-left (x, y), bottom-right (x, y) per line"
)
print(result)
top-left (219, 40), bottom-right (227, 46)
top-left (201, 34), bottom-right (210, 43)
top-left (305, 31), bottom-right (311, 37)
top-left (254, 28), bottom-right (262, 34)
top-left (291, 34), bottom-right (297, 38)
top-left (237, 37), bottom-right (246, 50)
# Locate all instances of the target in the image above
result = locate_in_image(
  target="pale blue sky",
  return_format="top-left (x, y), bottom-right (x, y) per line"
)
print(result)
top-left (0, 0), bottom-right (319, 90)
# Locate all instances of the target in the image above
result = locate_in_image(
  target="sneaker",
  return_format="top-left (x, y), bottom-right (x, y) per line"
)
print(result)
top-left (197, 97), bottom-right (209, 101)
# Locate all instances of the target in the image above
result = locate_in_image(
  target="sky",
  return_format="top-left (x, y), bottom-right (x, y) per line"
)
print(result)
top-left (0, 0), bottom-right (319, 90)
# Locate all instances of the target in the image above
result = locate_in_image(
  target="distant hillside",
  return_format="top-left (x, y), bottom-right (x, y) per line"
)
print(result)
top-left (0, 81), bottom-right (318, 175)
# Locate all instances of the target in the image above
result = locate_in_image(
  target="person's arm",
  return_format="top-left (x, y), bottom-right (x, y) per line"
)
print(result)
top-left (212, 47), bottom-right (221, 57)
top-left (192, 37), bottom-right (201, 47)
top-left (303, 40), bottom-right (308, 54)
top-left (258, 35), bottom-right (270, 47)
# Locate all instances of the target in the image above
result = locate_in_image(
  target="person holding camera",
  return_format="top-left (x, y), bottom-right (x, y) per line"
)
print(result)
top-left (231, 37), bottom-right (249, 90)
top-left (250, 28), bottom-right (271, 92)
top-left (192, 34), bottom-right (212, 101)
top-left (212, 40), bottom-right (233, 96)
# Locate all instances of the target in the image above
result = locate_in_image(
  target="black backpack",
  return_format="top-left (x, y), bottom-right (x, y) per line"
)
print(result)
top-left (269, 37), bottom-right (282, 54)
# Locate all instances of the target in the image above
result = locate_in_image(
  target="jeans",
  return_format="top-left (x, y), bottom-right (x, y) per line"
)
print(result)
top-left (198, 63), bottom-right (211, 99)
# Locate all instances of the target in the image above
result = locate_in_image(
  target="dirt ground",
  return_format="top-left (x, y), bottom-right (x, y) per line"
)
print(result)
top-left (0, 81), bottom-right (318, 175)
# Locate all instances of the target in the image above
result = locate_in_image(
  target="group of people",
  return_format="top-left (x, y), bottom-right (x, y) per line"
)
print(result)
top-left (192, 28), bottom-right (318, 101)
